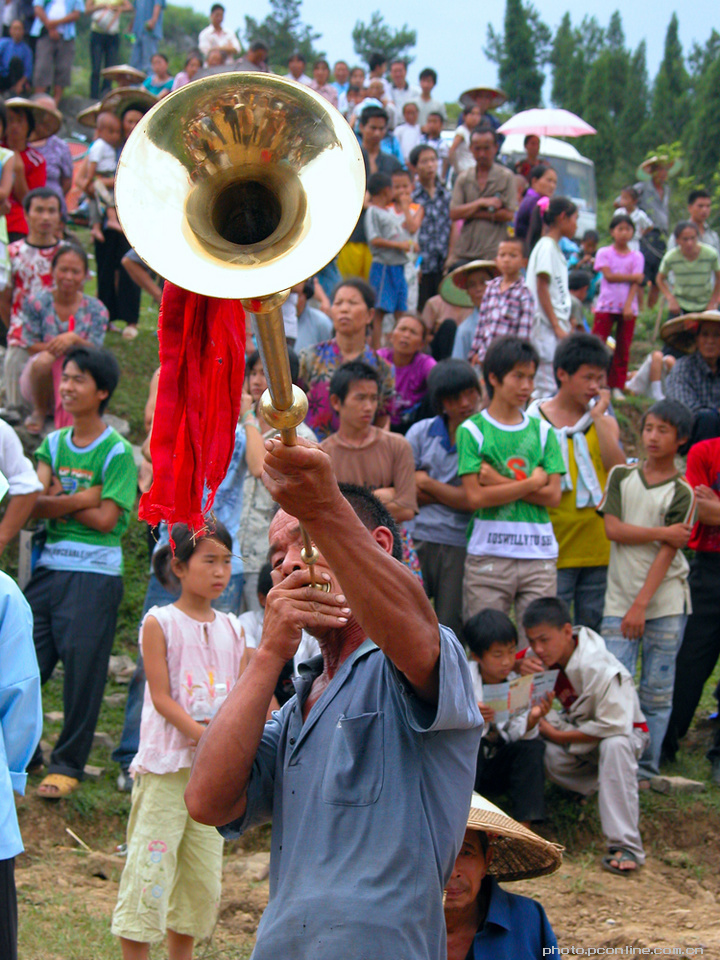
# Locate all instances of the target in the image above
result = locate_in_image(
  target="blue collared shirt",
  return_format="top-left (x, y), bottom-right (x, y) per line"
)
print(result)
top-left (132, 0), bottom-right (165, 40)
top-left (468, 876), bottom-right (558, 959)
top-left (0, 572), bottom-right (43, 860)
top-left (406, 415), bottom-right (472, 547)
top-left (220, 627), bottom-right (483, 960)
top-left (31, 0), bottom-right (85, 40)
top-left (452, 308), bottom-right (479, 361)
top-left (0, 37), bottom-right (33, 78)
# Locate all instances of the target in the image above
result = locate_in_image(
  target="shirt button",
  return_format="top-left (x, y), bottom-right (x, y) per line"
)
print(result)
top-left (289, 737), bottom-right (296, 745)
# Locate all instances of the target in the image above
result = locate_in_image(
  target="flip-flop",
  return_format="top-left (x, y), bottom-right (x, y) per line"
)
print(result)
top-left (122, 325), bottom-right (139, 341)
top-left (601, 848), bottom-right (639, 876)
top-left (37, 773), bottom-right (79, 800)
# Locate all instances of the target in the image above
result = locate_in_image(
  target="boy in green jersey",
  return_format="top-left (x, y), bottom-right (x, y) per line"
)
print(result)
top-left (457, 336), bottom-right (565, 644)
top-left (25, 347), bottom-right (137, 798)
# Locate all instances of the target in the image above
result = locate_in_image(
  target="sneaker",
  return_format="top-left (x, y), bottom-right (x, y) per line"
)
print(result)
top-left (117, 770), bottom-right (133, 793)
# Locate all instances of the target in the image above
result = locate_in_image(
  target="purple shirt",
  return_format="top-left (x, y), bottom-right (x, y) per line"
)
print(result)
top-left (594, 245), bottom-right (645, 316)
top-left (34, 136), bottom-right (73, 218)
top-left (514, 187), bottom-right (540, 240)
top-left (378, 348), bottom-right (436, 427)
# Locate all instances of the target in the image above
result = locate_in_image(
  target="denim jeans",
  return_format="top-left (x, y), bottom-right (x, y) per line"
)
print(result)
top-left (111, 571), bottom-right (244, 772)
top-left (557, 566), bottom-right (607, 633)
top-left (602, 613), bottom-right (686, 779)
top-left (129, 32), bottom-right (158, 73)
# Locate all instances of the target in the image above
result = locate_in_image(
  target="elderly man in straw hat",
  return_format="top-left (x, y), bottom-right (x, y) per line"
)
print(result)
top-left (445, 792), bottom-right (561, 959)
top-left (664, 310), bottom-right (720, 448)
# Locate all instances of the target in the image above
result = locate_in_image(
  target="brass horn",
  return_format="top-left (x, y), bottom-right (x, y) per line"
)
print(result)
top-left (115, 73), bottom-right (366, 585)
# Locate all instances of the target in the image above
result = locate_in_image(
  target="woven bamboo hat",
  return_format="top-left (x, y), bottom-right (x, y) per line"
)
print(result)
top-left (459, 87), bottom-right (508, 111)
top-left (77, 102), bottom-right (102, 128)
top-left (100, 63), bottom-right (146, 84)
top-left (439, 260), bottom-right (498, 307)
top-left (100, 86), bottom-right (157, 118)
top-left (466, 793), bottom-right (563, 882)
top-left (5, 97), bottom-right (62, 137)
top-left (661, 310), bottom-right (720, 354)
top-left (637, 155), bottom-right (682, 180)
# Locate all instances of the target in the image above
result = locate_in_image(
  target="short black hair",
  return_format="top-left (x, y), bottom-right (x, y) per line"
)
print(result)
top-left (581, 229), bottom-right (599, 243)
top-left (8, 103), bottom-right (34, 134)
top-left (331, 276), bottom-right (375, 311)
top-left (409, 143), bottom-right (437, 166)
top-left (568, 269), bottom-right (592, 292)
top-left (367, 171), bottom-right (392, 197)
top-left (427, 111), bottom-right (444, 122)
top-left (621, 185), bottom-right (639, 201)
top-left (464, 608), bottom-right (518, 658)
top-left (427, 358), bottom-right (480, 415)
top-left (419, 67), bottom-right (437, 83)
top-left (152, 52), bottom-right (168, 64)
top-left (313, 58), bottom-right (329, 70)
top-left (528, 164), bottom-right (552, 184)
top-left (553, 332), bottom-right (610, 385)
top-left (288, 51), bottom-right (306, 64)
top-left (390, 58), bottom-right (407, 68)
top-left (367, 52), bottom-right (387, 71)
top-left (470, 120), bottom-right (498, 145)
top-left (249, 40), bottom-right (268, 53)
top-left (360, 104), bottom-right (388, 128)
top-left (329, 359), bottom-right (380, 404)
top-left (673, 219), bottom-right (699, 240)
top-left (483, 336), bottom-right (539, 399)
top-left (210, 3), bottom-right (224, 12)
top-left (609, 213), bottom-right (635, 233)
top-left (52, 241), bottom-right (88, 272)
top-left (257, 561), bottom-right (273, 597)
top-left (338, 482), bottom-right (402, 561)
top-left (153, 518), bottom-right (232, 590)
top-left (23, 186), bottom-right (61, 214)
top-left (523, 133), bottom-right (540, 147)
top-left (688, 188), bottom-right (711, 205)
top-left (523, 596), bottom-right (572, 633)
top-left (641, 399), bottom-right (693, 442)
top-left (62, 346), bottom-right (120, 414)
top-left (247, 348), bottom-right (300, 385)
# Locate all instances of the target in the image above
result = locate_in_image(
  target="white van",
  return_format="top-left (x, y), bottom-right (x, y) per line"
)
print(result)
top-left (499, 134), bottom-right (597, 235)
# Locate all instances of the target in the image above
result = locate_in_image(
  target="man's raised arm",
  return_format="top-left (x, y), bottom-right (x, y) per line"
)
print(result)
top-left (262, 438), bottom-right (441, 703)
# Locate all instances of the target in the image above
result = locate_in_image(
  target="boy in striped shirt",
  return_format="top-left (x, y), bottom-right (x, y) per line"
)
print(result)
top-left (598, 399), bottom-right (696, 782)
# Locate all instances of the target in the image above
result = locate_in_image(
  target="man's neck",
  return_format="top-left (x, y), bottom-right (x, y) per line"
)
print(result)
top-left (26, 231), bottom-right (56, 247)
top-left (500, 272), bottom-right (520, 290)
top-left (476, 162), bottom-right (492, 179)
top-left (701, 352), bottom-right (718, 373)
top-left (643, 454), bottom-right (677, 481)
top-left (542, 390), bottom-right (587, 426)
top-left (445, 898), bottom-right (483, 939)
top-left (419, 176), bottom-right (435, 195)
top-left (337, 421), bottom-right (374, 445)
top-left (363, 140), bottom-right (380, 158)
top-left (70, 412), bottom-right (106, 446)
top-left (487, 397), bottom-right (523, 425)
top-left (317, 618), bottom-right (367, 680)
top-left (691, 217), bottom-right (706, 233)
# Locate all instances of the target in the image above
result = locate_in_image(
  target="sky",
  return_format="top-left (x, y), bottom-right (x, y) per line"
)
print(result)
top-left (202, 0), bottom-right (712, 104)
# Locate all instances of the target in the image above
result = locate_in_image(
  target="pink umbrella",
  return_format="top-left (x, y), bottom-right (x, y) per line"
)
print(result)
top-left (497, 108), bottom-right (596, 138)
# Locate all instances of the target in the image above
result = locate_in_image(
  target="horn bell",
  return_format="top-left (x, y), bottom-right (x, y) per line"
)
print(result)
top-left (115, 73), bottom-right (366, 299)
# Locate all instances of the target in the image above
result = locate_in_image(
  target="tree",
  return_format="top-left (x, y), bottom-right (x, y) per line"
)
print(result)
top-left (649, 14), bottom-right (690, 144)
top-left (485, 0), bottom-right (551, 110)
top-left (351, 11), bottom-right (416, 66)
top-left (687, 35), bottom-right (720, 184)
top-left (244, 0), bottom-right (323, 71)
top-left (618, 41), bottom-right (652, 168)
top-left (578, 51), bottom-right (621, 190)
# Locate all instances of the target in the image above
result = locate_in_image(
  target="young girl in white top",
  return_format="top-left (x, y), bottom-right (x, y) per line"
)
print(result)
top-left (525, 197), bottom-right (579, 397)
top-left (448, 104), bottom-right (481, 178)
top-left (112, 520), bottom-right (248, 960)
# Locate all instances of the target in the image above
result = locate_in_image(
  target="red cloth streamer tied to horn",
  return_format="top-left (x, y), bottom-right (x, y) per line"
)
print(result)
top-left (139, 281), bottom-right (246, 532)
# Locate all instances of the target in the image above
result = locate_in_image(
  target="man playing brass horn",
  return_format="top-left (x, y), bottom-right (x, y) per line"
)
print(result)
top-left (186, 438), bottom-right (483, 959)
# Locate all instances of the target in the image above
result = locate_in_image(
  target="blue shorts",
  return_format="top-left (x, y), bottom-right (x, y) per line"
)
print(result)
top-left (370, 262), bottom-right (408, 313)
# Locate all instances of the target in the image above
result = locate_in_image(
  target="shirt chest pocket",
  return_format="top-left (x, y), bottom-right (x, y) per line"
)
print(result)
top-left (321, 711), bottom-right (384, 806)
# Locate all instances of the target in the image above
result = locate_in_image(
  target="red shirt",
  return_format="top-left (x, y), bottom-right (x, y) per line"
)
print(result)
top-left (6, 147), bottom-right (46, 236)
top-left (686, 438), bottom-right (720, 553)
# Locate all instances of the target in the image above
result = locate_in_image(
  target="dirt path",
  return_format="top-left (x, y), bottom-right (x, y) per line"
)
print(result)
top-left (15, 795), bottom-right (720, 958)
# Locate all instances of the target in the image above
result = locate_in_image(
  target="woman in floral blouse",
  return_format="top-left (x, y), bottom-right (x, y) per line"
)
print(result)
top-left (298, 277), bottom-right (394, 441)
top-left (20, 242), bottom-right (109, 432)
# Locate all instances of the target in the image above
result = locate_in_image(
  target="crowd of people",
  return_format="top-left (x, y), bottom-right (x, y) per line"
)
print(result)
top-left (1, 9), bottom-right (720, 960)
